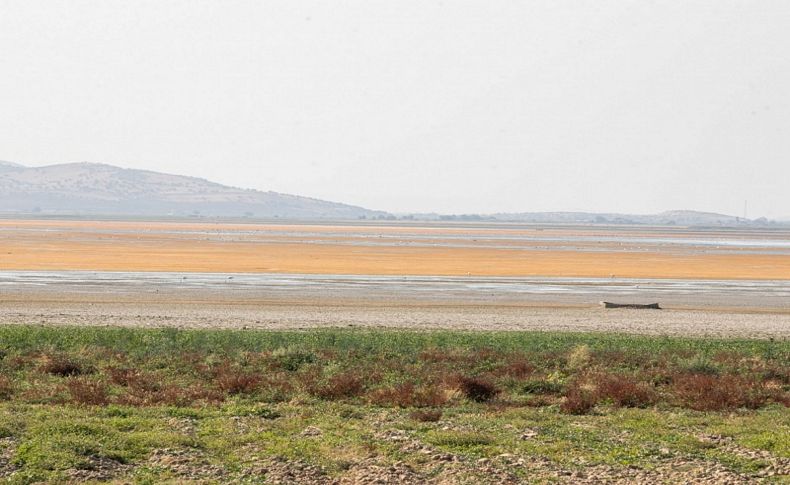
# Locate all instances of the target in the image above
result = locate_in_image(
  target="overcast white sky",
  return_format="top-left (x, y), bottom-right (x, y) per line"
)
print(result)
top-left (1, 1), bottom-right (789, 217)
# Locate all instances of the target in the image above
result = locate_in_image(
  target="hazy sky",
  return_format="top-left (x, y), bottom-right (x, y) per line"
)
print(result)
top-left (1, 1), bottom-right (789, 217)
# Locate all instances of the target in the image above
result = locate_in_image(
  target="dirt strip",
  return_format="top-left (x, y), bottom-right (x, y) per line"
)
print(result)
top-left (2, 295), bottom-right (789, 338)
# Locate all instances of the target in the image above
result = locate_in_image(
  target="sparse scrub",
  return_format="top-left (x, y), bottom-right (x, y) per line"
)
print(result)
top-left (0, 326), bottom-right (787, 482)
top-left (561, 382), bottom-right (599, 415)
top-left (0, 375), bottom-right (13, 400)
top-left (215, 364), bottom-right (261, 395)
top-left (496, 356), bottom-right (535, 378)
top-left (311, 372), bottom-right (365, 400)
top-left (594, 373), bottom-right (657, 408)
top-left (671, 374), bottom-right (777, 411)
top-left (66, 377), bottom-right (109, 406)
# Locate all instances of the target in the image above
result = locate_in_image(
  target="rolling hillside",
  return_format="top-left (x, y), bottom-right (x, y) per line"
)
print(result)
top-left (0, 162), bottom-right (387, 219)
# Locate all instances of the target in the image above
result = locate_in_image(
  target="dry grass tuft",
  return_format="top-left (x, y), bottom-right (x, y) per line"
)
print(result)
top-left (66, 377), bottom-right (109, 406)
top-left (567, 345), bottom-right (592, 371)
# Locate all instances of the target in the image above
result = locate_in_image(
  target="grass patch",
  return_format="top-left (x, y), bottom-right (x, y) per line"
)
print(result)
top-left (0, 325), bottom-right (786, 482)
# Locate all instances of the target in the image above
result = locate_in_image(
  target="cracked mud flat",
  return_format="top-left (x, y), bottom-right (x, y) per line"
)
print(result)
top-left (1, 285), bottom-right (789, 338)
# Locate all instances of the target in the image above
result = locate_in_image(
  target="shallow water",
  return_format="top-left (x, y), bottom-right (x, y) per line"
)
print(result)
top-left (2, 270), bottom-right (789, 309)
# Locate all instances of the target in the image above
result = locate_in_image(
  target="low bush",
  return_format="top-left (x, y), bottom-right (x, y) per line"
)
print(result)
top-left (106, 366), bottom-right (139, 386)
top-left (311, 372), bottom-right (365, 400)
top-left (561, 383), bottom-right (598, 415)
top-left (496, 356), bottom-right (535, 378)
top-left (215, 365), bottom-right (261, 395)
top-left (0, 375), bottom-right (13, 400)
top-left (66, 378), bottom-right (108, 406)
top-left (40, 355), bottom-right (86, 377)
top-left (671, 374), bottom-right (780, 411)
top-left (595, 373), bottom-right (656, 408)
top-left (456, 376), bottom-right (499, 403)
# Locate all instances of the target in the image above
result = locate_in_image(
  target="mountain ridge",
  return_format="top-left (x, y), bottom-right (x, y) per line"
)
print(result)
top-left (0, 161), bottom-right (387, 219)
top-left (0, 161), bottom-right (778, 225)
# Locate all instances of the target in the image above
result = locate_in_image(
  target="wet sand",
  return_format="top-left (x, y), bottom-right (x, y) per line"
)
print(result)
top-left (1, 219), bottom-right (790, 279)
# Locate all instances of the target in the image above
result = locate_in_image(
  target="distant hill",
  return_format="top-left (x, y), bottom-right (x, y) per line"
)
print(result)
top-left (407, 210), bottom-right (766, 226)
top-left (0, 162), bottom-right (387, 219)
top-left (0, 161), bottom-right (25, 172)
top-left (490, 210), bottom-right (744, 226)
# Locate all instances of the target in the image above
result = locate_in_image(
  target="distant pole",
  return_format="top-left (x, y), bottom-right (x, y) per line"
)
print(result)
top-left (743, 200), bottom-right (748, 220)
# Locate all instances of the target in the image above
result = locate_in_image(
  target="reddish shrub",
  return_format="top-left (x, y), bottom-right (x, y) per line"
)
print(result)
top-left (66, 378), bottom-right (109, 406)
top-left (409, 409), bottom-right (443, 422)
top-left (165, 384), bottom-right (225, 406)
top-left (215, 366), bottom-right (261, 395)
top-left (457, 376), bottom-right (499, 403)
top-left (107, 366), bottom-right (139, 386)
top-left (311, 372), bottom-right (365, 400)
top-left (7, 353), bottom-right (36, 371)
top-left (496, 357), bottom-right (535, 378)
top-left (0, 376), bottom-right (13, 400)
top-left (40, 355), bottom-right (85, 377)
top-left (116, 372), bottom-right (169, 406)
top-left (596, 374), bottom-right (656, 408)
top-left (117, 377), bottom-right (223, 407)
top-left (672, 374), bottom-right (773, 411)
top-left (561, 383), bottom-right (598, 415)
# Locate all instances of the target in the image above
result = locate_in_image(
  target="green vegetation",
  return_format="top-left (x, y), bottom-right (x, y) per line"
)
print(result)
top-left (0, 326), bottom-right (787, 483)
